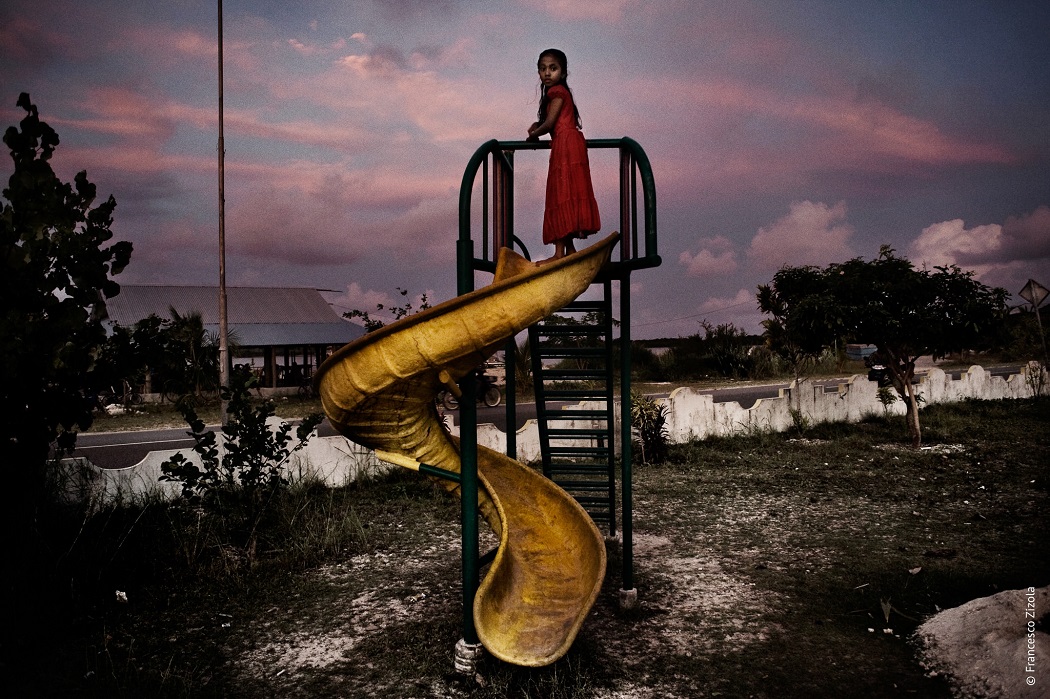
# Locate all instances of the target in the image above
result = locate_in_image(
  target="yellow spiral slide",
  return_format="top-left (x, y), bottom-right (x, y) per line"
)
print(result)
top-left (313, 233), bottom-right (617, 666)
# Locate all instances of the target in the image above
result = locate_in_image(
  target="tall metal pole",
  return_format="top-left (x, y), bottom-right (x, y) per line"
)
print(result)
top-left (217, 0), bottom-right (230, 419)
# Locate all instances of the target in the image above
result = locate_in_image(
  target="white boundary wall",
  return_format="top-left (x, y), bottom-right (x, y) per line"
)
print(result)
top-left (58, 364), bottom-right (1043, 506)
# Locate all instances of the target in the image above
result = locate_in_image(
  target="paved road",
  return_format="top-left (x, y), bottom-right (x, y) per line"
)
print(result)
top-left (74, 364), bottom-right (1024, 469)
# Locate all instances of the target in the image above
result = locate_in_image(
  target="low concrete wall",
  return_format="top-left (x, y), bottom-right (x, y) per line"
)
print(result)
top-left (62, 363), bottom-right (1042, 506)
top-left (56, 421), bottom-right (392, 510)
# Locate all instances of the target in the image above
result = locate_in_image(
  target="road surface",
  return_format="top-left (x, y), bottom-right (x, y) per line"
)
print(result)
top-left (73, 364), bottom-right (1023, 470)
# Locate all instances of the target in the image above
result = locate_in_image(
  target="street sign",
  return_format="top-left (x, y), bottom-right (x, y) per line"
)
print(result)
top-left (1019, 279), bottom-right (1049, 308)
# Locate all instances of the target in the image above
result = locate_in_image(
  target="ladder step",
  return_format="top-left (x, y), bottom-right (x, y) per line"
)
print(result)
top-left (543, 405), bottom-right (610, 414)
top-left (537, 326), bottom-right (604, 336)
top-left (546, 413), bottom-right (609, 422)
top-left (554, 405), bottom-right (613, 415)
top-left (548, 459), bottom-right (609, 469)
top-left (550, 466), bottom-right (609, 476)
top-left (542, 369), bottom-right (606, 380)
top-left (570, 496), bottom-right (613, 506)
top-left (553, 481), bottom-right (612, 491)
top-left (551, 418), bottom-right (608, 427)
top-left (537, 348), bottom-right (605, 358)
top-left (550, 449), bottom-right (609, 459)
top-left (547, 428), bottom-right (610, 438)
top-left (549, 444), bottom-right (609, 452)
top-left (544, 389), bottom-right (607, 399)
top-left (563, 300), bottom-right (606, 311)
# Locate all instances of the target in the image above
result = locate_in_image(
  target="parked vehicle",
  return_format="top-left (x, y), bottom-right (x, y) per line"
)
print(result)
top-left (96, 380), bottom-right (143, 409)
top-left (865, 354), bottom-right (893, 388)
top-left (439, 371), bottom-right (501, 410)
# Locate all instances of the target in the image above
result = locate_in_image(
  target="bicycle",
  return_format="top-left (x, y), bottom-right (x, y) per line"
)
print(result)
top-left (98, 379), bottom-right (143, 409)
top-left (439, 373), bottom-right (501, 410)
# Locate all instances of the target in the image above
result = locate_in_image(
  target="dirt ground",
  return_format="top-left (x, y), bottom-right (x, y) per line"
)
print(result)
top-left (224, 531), bottom-right (1047, 698)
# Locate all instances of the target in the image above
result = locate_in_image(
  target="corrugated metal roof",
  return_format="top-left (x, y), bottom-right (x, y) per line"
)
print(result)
top-left (104, 285), bottom-right (364, 347)
top-left (204, 323), bottom-right (360, 346)
top-left (105, 285), bottom-right (346, 325)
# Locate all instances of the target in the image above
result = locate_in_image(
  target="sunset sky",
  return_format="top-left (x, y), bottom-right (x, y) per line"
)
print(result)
top-left (2, 0), bottom-right (1048, 339)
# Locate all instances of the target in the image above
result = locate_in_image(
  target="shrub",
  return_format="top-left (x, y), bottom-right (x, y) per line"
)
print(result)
top-left (631, 391), bottom-right (669, 465)
top-left (160, 366), bottom-right (323, 561)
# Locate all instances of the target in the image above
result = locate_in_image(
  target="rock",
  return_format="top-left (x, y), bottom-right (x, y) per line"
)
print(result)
top-left (916, 586), bottom-right (1048, 698)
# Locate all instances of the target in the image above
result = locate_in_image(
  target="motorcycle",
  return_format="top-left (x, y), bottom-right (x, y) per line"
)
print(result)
top-left (865, 355), bottom-right (893, 388)
top-left (438, 371), bottom-right (502, 410)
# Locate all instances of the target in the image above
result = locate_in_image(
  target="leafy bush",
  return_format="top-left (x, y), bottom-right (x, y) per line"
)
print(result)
top-left (655, 322), bottom-right (761, 381)
top-left (161, 366), bottom-right (323, 560)
top-left (631, 391), bottom-right (669, 465)
top-left (629, 342), bottom-right (664, 381)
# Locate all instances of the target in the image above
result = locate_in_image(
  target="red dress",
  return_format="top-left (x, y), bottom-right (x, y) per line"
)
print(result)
top-left (542, 85), bottom-right (601, 245)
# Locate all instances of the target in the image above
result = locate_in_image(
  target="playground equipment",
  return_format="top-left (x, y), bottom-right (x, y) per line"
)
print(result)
top-left (315, 137), bottom-right (659, 670)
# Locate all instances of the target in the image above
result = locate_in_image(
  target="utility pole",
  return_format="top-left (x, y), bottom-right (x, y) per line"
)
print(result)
top-left (217, 0), bottom-right (230, 421)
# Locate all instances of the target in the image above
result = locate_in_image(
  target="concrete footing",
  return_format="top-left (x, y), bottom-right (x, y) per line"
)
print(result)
top-left (454, 638), bottom-right (484, 675)
top-left (619, 587), bottom-right (639, 611)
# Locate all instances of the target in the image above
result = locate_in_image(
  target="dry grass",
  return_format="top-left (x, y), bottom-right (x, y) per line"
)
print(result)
top-left (14, 398), bottom-right (1049, 697)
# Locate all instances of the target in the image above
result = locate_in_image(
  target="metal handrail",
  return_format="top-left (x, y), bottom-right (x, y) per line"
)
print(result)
top-left (457, 137), bottom-right (660, 286)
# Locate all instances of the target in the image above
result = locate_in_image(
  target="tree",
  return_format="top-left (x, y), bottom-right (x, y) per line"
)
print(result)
top-left (161, 307), bottom-right (221, 401)
top-left (757, 265), bottom-right (840, 417)
top-left (96, 310), bottom-right (224, 404)
top-left (1, 93), bottom-right (132, 486)
top-left (344, 286), bottom-right (431, 332)
top-left (757, 246), bottom-right (1008, 447)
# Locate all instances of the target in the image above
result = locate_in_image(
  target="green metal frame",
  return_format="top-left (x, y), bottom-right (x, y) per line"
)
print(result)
top-left (456, 136), bottom-right (660, 645)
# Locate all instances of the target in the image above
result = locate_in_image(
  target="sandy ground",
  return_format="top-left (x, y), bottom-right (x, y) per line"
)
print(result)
top-left (916, 586), bottom-right (1048, 698)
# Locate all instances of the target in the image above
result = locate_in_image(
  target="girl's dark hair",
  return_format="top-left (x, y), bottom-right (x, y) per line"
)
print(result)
top-left (537, 48), bottom-right (582, 131)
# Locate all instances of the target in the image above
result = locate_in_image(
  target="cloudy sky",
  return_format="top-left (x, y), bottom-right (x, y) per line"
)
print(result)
top-left (2, 0), bottom-right (1048, 339)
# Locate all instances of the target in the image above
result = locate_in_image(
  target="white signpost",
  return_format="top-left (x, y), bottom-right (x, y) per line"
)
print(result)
top-left (1019, 279), bottom-right (1048, 309)
top-left (1018, 278), bottom-right (1048, 367)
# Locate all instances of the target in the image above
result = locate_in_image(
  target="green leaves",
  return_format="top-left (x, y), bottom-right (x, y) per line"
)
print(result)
top-left (161, 365), bottom-right (325, 559)
top-left (1, 93), bottom-right (131, 471)
top-left (631, 391), bottom-right (669, 465)
top-left (757, 247), bottom-right (1010, 446)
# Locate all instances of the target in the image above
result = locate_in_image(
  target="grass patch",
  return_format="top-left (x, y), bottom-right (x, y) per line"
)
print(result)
top-left (11, 398), bottom-right (1048, 697)
top-left (86, 394), bottom-right (326, 432)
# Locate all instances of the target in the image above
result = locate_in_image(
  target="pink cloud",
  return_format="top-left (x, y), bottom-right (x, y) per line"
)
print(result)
top-left (907, 206), bottom-right (1049, 289)
top-left (62, 87), bottom-right (178, 143)
top-left (700, 288), bottom-right (755, 315)
top-left (330, 282), bottom-right (391, 317)
top-left (314, 50), bottom-right (514, 143)
top-left (748, 200), bottom-right (855, 270)
top-left (1001, 206), bottom-right (1050, 261)
top-left (628, 76), bottom-right (1013, 172)
top-left (909, 219), bottom-right (1003, 270)
top-left (0, 15), bottom-right (75, 63)
top-left (223, 163), bottom-right (460, 267)
top-left (61, 144), bottom-right (211, 176)
top-left (522, 0), bottom-right (637, 23)
top-left (116, 24), bottom-right (216, 67)
top-left (679, 236), bottom-right (739, 277)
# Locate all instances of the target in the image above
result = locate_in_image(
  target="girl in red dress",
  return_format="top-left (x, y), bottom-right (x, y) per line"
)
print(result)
top-left (526, 49), bottom-right (601, 260)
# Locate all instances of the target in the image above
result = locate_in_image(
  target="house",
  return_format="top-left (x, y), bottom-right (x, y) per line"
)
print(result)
top-left (103, 285), bottom-right (364, 390)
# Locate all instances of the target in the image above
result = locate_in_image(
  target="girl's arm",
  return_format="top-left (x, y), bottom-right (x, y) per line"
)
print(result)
top-left (526, 97), bottom-right (564, 141)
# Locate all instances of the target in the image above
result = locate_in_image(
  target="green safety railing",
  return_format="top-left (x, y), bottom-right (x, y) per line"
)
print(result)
top-left (458, 138), bottom-right (660, 280)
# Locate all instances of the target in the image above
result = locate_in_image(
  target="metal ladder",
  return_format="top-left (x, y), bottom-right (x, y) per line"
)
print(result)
top-left (528, 279), bottom-right (617, 533)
